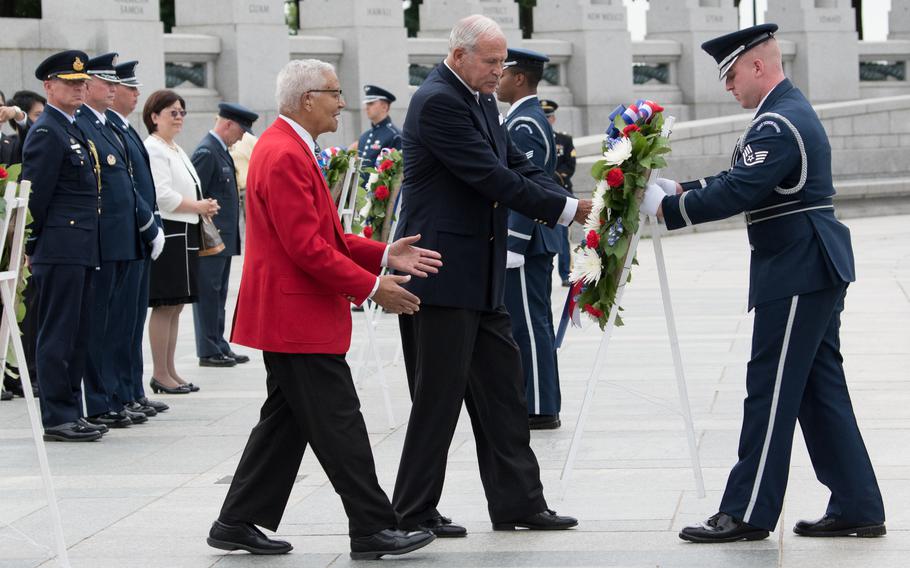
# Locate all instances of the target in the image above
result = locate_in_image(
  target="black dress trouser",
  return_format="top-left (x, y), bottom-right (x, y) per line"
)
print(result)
top-left (218, 351), bottom-right (396, 537)
top-left (393, 305), bottom-right (548, 526)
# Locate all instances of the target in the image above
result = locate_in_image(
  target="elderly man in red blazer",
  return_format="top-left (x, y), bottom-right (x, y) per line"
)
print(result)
top-left (206, 59), bottom-right (440, 561)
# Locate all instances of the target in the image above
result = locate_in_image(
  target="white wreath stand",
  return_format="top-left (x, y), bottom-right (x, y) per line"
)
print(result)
top-left (0, 180), bottom-right (71, 567)
top-left (560, 117), bottom-right (705, 498)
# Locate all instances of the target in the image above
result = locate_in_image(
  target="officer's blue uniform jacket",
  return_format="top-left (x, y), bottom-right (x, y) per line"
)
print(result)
top-left (22, 106), bottom-right (100, 266)
top-left (358, 116), bottom-right (401, 169)
top-left (661, 79), bottom-right (854, 309)
top-left (75, 106), bottom-right (157, 261)
top-left (191, 132), bottom-right (240, 256)
top-left (505, 97), bottom-right (562, 257)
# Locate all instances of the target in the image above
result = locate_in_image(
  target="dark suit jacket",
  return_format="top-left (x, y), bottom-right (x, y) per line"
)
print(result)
top-left (191, 132), bottom-right (240, 256)
top-left (394, 62), bottom-right (570, 311)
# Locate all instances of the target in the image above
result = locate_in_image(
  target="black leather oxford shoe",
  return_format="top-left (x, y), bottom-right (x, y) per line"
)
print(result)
top-left (199, 354), bottom-right (236, 367)
top-left (493, 509), bottom-right (578, 531)
top-left (679, 512), bottom-right (769, 543)
top-left (121, 406), bottom-right (149, 424)
top-left (416, 515), bottom-right (467, 538)
top-left (350, 528), bottom-right (435, 560)
top-left (226, 350), bottom-right (250, 364)
top-left (87, 411), bottom-right (132, 428)
top-left (77, 418), bottom-right (108, 434)
top-left (207, 520), bottom-right (293, 555)
top-left (125, 401), bottom-right (156, 418)
top-left (43, 422), bottom-right (103, 442)
top-left (529, 414), bottom-right (561, 430)
top-left (793, 514), bottom-right (886, 537)
top-left (0, 388), bottom-right (11, 401)
top-left (137, 397), bottom-right (169, 412)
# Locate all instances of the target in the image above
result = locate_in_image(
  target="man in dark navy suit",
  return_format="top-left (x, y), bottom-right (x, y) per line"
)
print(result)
top-left (23, 50), bottom-right (104, 442)
top-left (638, 24), bottom-right (886, 543)
top-left (496, 48), bottom-right (563, 430)
top-left (191, 102), bottom-right (258, 368)
top-left (108, 60), bottom-right (169, 414)
top-left (391, 15), bottom-right (590, 538)
top-left (76, 53), bottom-right (164, 430)
top-left (356, 85), bottom-right (401, 172)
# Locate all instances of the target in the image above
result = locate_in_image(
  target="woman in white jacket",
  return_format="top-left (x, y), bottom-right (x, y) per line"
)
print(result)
top-left (143, 89), bottom-right (219, 395)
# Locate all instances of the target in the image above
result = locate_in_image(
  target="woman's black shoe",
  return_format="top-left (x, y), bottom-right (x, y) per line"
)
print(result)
top-left (149, 378), bottom-right (191, 394)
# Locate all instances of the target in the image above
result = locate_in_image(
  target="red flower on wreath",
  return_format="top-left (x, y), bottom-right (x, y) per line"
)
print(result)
top-left (585, 230), bottom-right (600, 249)
top-left (374, 185), bottom-right (390, 200)
top-left (622, 124), bottom-right (641, 137)
top-left (363, 226), bottom-right (373, 239)
top-left (583, 304), bottom-right (604, 318)
top-left (377, 159), bottom-right (394, 173)
top-left (0, 166), bottom-right (7, 180)
top-left (606, 167), bottom-right (624, 188)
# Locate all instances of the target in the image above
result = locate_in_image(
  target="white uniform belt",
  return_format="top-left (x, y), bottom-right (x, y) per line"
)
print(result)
top-left (745, 197), bottom-right (834, 225)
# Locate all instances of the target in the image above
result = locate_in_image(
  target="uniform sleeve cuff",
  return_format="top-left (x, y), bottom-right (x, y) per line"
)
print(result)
top-left (380, 245), bottom-right (390, 268)
top-left (558, 197), bottom-right (578, 226)
top-left (365, 277), bottom-right (380, 305)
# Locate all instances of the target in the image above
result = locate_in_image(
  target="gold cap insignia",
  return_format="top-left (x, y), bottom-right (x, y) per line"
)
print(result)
top-left (73, 56), bottom-right (84, 71)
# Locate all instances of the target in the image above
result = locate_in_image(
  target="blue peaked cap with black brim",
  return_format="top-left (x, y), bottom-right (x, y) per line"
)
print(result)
top-left (702, 23), bottom-right (778, 80)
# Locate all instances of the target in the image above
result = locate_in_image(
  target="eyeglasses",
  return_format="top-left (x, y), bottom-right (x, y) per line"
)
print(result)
top-left (307, 89), bottom-right (344, 100)
top-left (168, 109), bottom-right (188, 118)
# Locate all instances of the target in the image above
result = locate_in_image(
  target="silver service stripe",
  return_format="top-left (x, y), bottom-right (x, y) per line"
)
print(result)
top-left (508, 229), bottom-right (532, 240)
top-left (519, 265), bottom-right (541, 414)
top-left (679, 191), bottom-right (692, 226)
top-left (139, 217), bottom-right (156, 232)
top-left (747, 200), bottom-right (800, 215)
top-left (744, 295), bottom-right (799, 524)
top-left (509, 116), bottom-right (552, 166)
top-left (747, 205), bottom-right (834, 225)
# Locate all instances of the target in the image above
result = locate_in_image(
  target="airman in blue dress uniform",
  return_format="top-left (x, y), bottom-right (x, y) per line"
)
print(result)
top-left (638, 24), bottom-right (886, 543)
top-left (356, 85), bottom-right (401, 173)
top-left (23, 50), bottom-right (104, 442)
top-left (77, 52), bottom-right (164, 430)
top-left (497, 48), bottom-right (566, 430)
top-left (541, 100), bottom-right (576, 287)
top-left (191, 102), bottom-right (258, 367)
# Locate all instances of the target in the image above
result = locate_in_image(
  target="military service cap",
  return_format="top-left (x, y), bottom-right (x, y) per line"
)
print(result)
top-left (504, 47), bottom-right (550, 73)
top-left (362, 85), bottom-right (396, 104)
top-left (540, 99), bottom-right (558, 116)
top-left (87, 52), bottom-right (120, 83)
top-left (218, 102), bottom-right (259, 134)
top-left (115, 60), bottom-right (143, 88)
top-left (702, 23), bottom-right (779, 80)
top-left (35, 50), bottom-right (91, 81)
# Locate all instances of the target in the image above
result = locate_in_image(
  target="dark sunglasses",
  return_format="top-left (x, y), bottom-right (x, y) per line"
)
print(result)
top-left (168, 109), bottom-right (188, 118)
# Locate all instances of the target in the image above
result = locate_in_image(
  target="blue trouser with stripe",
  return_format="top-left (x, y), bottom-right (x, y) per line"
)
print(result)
top-left (719, 283), bottom-right (885, 530)
top-left (504, 253), bottom-right (561, 416)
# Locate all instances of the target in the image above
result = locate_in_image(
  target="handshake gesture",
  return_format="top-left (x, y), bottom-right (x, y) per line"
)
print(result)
top-left (641, 177), bottom-right (682, 219)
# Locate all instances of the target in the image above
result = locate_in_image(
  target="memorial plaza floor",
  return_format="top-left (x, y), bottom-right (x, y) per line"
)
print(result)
top-left (1, 214), bottom-right (908, 568)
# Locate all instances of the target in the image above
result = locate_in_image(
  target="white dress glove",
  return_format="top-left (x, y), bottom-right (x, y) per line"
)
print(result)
top-left (150, 228), bottom-right (166, 261)
top-left (640, 183), bottom-right (665, 217)
top-left (506, 251), bottom-right (525, 269)
top-left (654, 177), bottom-right (679, 196)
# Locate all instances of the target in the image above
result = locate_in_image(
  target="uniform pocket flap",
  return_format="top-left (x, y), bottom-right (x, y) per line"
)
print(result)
top-left (45, 209), bottom-right (96, 230)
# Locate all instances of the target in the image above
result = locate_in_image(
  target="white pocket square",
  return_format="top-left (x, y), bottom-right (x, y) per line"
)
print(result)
top-left (498, 113), bottom-right (505, 125)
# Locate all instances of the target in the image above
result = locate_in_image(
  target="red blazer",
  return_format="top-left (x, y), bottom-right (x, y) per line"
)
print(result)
top-left (230, 118), bottom-right (386, 354)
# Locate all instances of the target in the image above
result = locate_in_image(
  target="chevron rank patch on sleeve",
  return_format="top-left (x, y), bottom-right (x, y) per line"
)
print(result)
top-left (742, 144), bottom-right (769, 166)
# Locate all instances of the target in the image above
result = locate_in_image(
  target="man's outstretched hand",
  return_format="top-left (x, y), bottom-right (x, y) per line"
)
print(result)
top-left (574, 199), bottom-right (593, 224)
top-left (372, 274), bottom-right (421, 315)
top-left (387, 234), bottom-right (443, 278)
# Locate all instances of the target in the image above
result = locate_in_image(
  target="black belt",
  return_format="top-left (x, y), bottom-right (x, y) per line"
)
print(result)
top-left (745, 197), bottom-right (834, 225)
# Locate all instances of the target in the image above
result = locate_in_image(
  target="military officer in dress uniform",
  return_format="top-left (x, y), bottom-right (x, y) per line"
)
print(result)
top-left (77, 53), bottom-right (165, 430)
top-left (541, 99), bottom-right (576, 287)
top-left (23, 51), bottom-right (104, 441)
top-left (496, 48), bottom-right (567, 430)
top-left (355, 85), bottom-right (401, 173)
top-left (638, 24), bottom-right (886, 543)
top-left (191, 102), bottom-right (258, 367)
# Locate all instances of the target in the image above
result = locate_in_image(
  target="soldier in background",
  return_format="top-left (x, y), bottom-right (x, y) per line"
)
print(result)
top-left (541, 99), bottom-right (575, 287)
top-left (353, 84), bottom-right (401, 173)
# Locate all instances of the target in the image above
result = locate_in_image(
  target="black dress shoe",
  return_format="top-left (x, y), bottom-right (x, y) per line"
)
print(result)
top-left (77, 417), bottom-right (108, 434)
top-left (679, 512), bottom-right (769, 543)
top-left (199, 354), bottom-right (236, 367)
top-left (121, 406), bottom-right (149, 424)
top-left (43, 422), bottom-right (103, 442)
top-left (207, 520), bottom-right (293, 555)
top-left (0, 388), bottom-right (11, 401)
top-left (137, 397), bottom-right (169, 412)
top-left (87, 411), bottom-right (132, 428)
top-left (529, 414), bottom-right (561, 430)
top-left (415, 515), bottom-right (467, 538)
top-left (226, 350), bottom-right (250, 364)
top-left (350, 528), bottom-right (435, 560)
top-left (125, 401), bottom-right (157, 417)
top-left (561, 279), bottom-right (571, 287)
top-left (793, 514), bottom-right (886, 537)
top-left (493, 509), bottom-right (578, 531)
top-left (149, 378), bottom-right (191, 394)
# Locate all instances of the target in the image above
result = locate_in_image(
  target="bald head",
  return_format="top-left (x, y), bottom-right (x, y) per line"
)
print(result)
top-left (724, 38), bottom-right (786, 109)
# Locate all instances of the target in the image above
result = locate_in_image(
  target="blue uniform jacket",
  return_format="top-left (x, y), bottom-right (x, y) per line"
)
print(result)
top-left (106, 109), bottom-right (162, 258)
top-left (505, 96), bottom-right (562, 256)
top-left (358, 116), bottom-right (402, 169)
top-left (393, 62), bottom-right (570, 311)
top-left (75, 106), bottom-right (152, 262)
top-left (22, 106), bottom-right (100, 266)
top-left (661, 79), bottom-right (855, 309)
top-left (191, 132), bottom-right (240, 256)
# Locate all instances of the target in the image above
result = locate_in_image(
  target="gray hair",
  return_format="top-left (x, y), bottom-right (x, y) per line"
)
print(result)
top-left (449, 14), bottom-right (503, 53)
top-left (275, 59), bottom-right (335, 114)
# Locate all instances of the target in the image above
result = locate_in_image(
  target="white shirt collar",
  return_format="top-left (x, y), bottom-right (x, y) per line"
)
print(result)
top-left (109, 109), bottom-right (130, 128)
top-left (506, 94), bottom-right (538, 118)
top-left (279, 114), bottom-right (317, 156)
top-left (85, 104), bottom-right (106, 125)
top-left (443, 59), bottom-right (480, 103)
top-left (46, 103), bottom-right (75, 124)
top-left (754, 78), bottom-right (785, 117)
top-left (208, 130), bottom-right (228, 151)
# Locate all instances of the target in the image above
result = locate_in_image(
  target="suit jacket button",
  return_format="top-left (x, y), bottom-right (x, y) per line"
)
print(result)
top-left (493, 201), bottom-right (498, 208)
top-left (69, 220), bottom-right (75, 225)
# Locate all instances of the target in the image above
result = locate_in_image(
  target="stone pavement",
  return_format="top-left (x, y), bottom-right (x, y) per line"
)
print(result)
top-left (1, 215), bottom-right (908, 568)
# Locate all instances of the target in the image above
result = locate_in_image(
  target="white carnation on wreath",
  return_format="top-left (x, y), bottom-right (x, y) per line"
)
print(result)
top-left (602, 136), bottom-right (632, 166)
top-left (570, 246), bottom-right (603, 285)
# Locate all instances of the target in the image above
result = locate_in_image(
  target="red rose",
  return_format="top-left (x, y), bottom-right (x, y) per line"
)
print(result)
top-left (606, 167), bottom-right (624, 188)
top-left (583, 304), bottom-right (604, 318)
top-left (0, 166), bottom-right (7, 179)
top-left (378, 159), bottom-right (394, 172)
top-left (622, 124), bottom-right (641, 136)
top-left (585, 230), bottom-right (600, 249)
top-left (363, 226), bottom-right (373, 239)
top-left (374, 185), bottom-right (390, 200)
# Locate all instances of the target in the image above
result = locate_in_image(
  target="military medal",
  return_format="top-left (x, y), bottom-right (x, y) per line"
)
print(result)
top-left (107, 154), bottom-right (117, 166)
